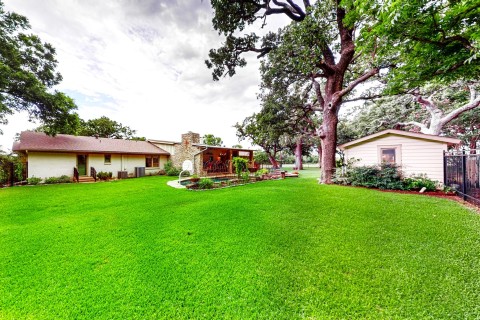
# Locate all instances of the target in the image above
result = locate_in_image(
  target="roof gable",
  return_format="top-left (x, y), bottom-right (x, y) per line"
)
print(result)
top-left (339, 129), bottom-right (461, 150)
top-left (13, 131), bottom-right (170, 155)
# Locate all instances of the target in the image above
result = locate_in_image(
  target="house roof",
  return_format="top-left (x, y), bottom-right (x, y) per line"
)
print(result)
top-left (339, 129), bottom-right (461, 150)
top-left (13, 131), bottom-right (170, 155)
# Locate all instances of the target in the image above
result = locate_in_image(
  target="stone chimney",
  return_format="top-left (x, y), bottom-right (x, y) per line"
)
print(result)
top-left (181, 131), bottom-right (200, 146)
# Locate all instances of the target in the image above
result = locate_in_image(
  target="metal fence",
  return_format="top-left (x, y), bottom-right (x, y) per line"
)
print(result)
top-left (444, 150), bottom-right (480, 206)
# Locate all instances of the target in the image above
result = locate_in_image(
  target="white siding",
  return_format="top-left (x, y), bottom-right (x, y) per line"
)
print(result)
top-left (151, 142), bottom-right (176, 155)
top-left (28, 152), bottom-right (76, 179)
top-left (344, 135), bottom-right (448, 182)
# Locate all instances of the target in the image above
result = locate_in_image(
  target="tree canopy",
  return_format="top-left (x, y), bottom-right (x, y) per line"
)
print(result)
top-left (207, 0), bottom-right (479, 182)
top-left (202, 134), bottom-right (223, 146)
top-left (0, 1), bottom-right (78, 135)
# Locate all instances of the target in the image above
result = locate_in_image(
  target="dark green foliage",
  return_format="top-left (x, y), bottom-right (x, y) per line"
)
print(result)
top-left (27, 176), bottom-right (41, 185)
top-left (77, 116), bottom-right (140, 140)
top-left (232, 157), bottom-right (248, 178)
top-left (403, 175), bottom-right (438, 191)
top-left (202, 134), bottom-right (223, 146)
top-left (198, 177), bottom-right (213, 189)
top-left (337, 164), bottom-right (404, 190)
top-left (0, 1), bottom-right (78, 134)
top-left (97, 171), bottom-right (112, 181)
top-left (43, 175), bottom-right (71, 184)
top-left (164, 161), bottom-right (180, 176)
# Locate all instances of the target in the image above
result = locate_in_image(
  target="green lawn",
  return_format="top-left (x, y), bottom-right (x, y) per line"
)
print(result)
top-left (1, 169), bottom-right (479, 319)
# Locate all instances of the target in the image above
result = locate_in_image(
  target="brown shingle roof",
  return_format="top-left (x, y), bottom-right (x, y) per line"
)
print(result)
top-left (13, 131), bottom-right (170, 155)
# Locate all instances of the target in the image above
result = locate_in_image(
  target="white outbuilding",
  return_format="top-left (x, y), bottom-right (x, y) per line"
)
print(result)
top-left (338, 129), bottom-right (461, 182)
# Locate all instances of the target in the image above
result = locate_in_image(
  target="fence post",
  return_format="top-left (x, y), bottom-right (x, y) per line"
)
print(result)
top-left (9, 162), bottom-right (14, 187)
top-left (443, 150), bottom-right (447, 186)
top-left (462, 150), bottom-right (467, 201)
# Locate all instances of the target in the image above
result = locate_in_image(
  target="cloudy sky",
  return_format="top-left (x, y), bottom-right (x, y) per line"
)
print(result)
top-left (1, 0), bottom-right (276, 151)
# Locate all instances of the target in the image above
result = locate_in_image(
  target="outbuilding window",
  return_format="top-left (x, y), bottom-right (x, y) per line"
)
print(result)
top-left (104, 154), bottom-right (111, 164)
top-left (146, 156), bottom-right (159, 168)
top-left (378, 145), bottom-right (401, 165)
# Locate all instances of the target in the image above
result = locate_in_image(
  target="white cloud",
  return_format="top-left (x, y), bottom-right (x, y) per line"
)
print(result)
top-left (1, 0), bottom-right (282, 151)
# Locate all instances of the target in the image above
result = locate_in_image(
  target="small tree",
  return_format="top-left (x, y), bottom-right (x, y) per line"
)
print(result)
top-left (232, 157), bottom-right (248, 178)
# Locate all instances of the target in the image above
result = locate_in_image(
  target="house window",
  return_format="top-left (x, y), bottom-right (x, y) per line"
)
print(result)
top-left (146, 156), bottom-right (159, 168)
top-left (104, 154), bottom-right (111, 164)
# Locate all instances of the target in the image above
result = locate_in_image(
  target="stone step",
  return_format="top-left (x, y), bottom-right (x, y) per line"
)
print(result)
top-left (77, 176), bottom-right (96, 183)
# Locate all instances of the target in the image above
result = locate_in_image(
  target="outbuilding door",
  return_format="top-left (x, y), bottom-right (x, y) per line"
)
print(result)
top-left (77, 155), bottom-right (87, 175)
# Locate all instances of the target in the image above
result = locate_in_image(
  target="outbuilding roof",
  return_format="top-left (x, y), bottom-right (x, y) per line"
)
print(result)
top-left (13, 131), bottom-right (170, 155)
top-left (339, 129), bottom-right (461, 150)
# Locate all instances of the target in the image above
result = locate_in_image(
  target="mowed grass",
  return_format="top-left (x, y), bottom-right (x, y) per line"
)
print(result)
top-left (1, 169), bottom-right (480, 319)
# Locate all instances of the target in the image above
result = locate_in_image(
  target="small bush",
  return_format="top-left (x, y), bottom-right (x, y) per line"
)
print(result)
top-left (241, 172), bottom-right (250, 184)
top-left (198, 178), bottom-right (214, 189)
top-left (58, 175), bottom-right (72, 183)
top-left (403, 174), bottom-right (438, 191)
top-left (336, 164), bottom-right (404, 190)
top-left (164, 161), bottom-right (181, 176)
top-left (44, 177), bottom-right (60, 184)
top-left (158, 169), bottom-right (166, 175)
top-left (97, 171), bottom-right (113, 181)
top-left (27, 176), bottom-right (42, 185)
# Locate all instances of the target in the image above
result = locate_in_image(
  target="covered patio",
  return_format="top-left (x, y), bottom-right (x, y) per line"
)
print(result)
top-left (200, 147), bottom-right (256, 175)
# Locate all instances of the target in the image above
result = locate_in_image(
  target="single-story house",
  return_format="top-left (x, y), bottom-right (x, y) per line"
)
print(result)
top-left (13, 131), bottom-right (255, 181)
top-left (338, 129), bottom-right (461, 182)
top-left (13, 131), bottom-right (170, 180)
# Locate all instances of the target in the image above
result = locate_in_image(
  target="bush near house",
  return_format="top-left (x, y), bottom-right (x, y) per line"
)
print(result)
top-left (97, 171), bottom-right (113, 181)
top-left (164, 161), bottom-right (180, 176)
top-left (334, 164), bottom-right (438, 191)
top-left (27, 176), bottom-right (42, 185)
top-left (44, 175), bottom-right (72, 184)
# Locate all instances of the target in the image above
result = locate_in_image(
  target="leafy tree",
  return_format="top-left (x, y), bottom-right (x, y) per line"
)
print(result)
top-left (0, 1), bottom-right (78, 135)
top-left (207, 0), bottom-right (479, 183)
top-left (78, 116), bottom-right (143, 140)
top-left (235, 99), bottom-right (294, 168)
top-left (207, 1), bottom-right (385, 183)
top-left (202, 134), bottom-right (223, 146)
top-left (232, 144), bottom-right (243, 149)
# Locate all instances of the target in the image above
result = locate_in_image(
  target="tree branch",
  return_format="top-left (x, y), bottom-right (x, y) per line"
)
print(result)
top-left (397, 121), bottom-right (428, 132)
top-left (336, 67), bottom-right (379, 99)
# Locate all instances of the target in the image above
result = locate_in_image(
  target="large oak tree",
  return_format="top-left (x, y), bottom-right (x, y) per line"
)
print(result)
top-left (0, 1), bottom-right (78, 135)
top-left (206, 0), bottom-right (479, 183)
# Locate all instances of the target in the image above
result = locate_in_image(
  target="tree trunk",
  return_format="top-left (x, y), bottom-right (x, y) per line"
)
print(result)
top-left (267, 152), bottom-right (279, 169)
top-left (317, 143), bottom-right (322, 168)
top-left (294, 137), bottom-right (303, 170)
top-left (319, 107), bottom-right (339, 184)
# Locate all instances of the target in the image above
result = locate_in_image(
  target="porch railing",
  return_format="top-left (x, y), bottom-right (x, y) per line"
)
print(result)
top-left (91, 167), bottom-right (97, 182)
top-left (73, 167), bottom-right (79, 183)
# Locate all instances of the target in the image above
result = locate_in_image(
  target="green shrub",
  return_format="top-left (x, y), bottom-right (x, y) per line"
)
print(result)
top-left (232, 157), bottom-right (249, 178)
top-left (403, 174), bottom-right (438, 191)
top-left (198, 178), bottom-right (214, 189)
top-left (27, 176), bottom-right (42, 185)
top-left (58, 175), bottom-right (72, 183)
top-left (255, 168), bottom-right (269, 177)
top-left (337, 164), bottom-right (404, 190)
top-left (241, 171), bottom-right (250, 184)
top-left (164, 161), bottom-right (180, 176)
top-left (97, 171), bottom-right (113, 181)
top-left (44, 177), bottom-right (60, 184)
